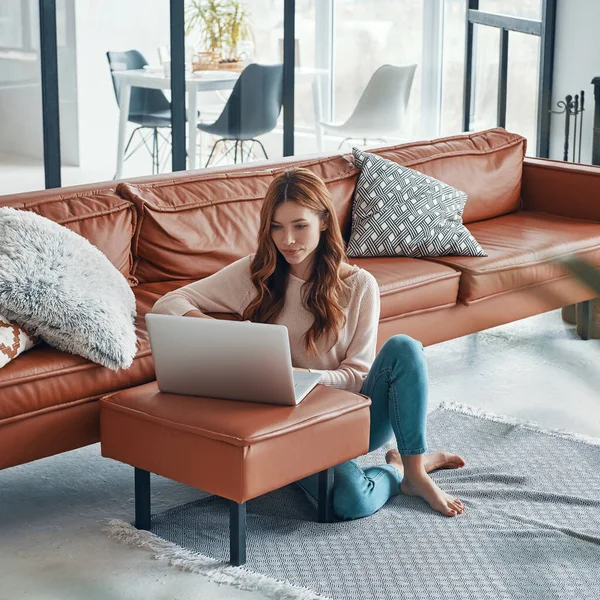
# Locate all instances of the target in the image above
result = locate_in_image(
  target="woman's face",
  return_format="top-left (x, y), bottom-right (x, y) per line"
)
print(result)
top-left (271, 201), bottom-right (326, 270)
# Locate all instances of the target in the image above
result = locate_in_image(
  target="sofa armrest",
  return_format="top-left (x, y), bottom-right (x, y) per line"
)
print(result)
top-left (521, 158), bottom-right (600, 222)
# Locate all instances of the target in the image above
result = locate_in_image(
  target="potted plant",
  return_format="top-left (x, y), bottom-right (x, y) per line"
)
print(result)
top-left (185, 0), bottom-right (253, 69)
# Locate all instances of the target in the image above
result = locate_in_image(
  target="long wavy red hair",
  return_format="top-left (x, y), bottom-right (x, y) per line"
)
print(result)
top-left (242, 168), bottom-right (349, 356)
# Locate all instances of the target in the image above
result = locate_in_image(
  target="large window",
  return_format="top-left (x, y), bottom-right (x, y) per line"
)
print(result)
top-left (0, 0), bottom-right (554, 195)
top-left (63, 0), bottom-right (172, 182)
top-left (441, 0), bottom-right (542, 152)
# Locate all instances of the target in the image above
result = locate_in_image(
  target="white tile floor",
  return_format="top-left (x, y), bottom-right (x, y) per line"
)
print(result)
top-left (0, 152), bottom-right (160, 195)
top-left (0, 129), bottom-right (324, 196)
top-left (1, 309), bottom-right (599, 599)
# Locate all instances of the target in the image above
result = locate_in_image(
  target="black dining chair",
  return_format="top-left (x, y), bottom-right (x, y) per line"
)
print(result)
top-left (198, 63), bottom-right (284, 167)
top-left (107, 50), bottom-right (173, 176)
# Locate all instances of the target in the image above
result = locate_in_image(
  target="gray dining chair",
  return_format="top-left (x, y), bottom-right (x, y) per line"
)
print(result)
top-left (107, 50), bottom-right (173, 176)
top-left (197, 63), bottom-right (284, 167)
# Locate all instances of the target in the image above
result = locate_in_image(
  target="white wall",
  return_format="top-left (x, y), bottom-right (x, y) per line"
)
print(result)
top-left (550, 0), bottom-right (600, 163)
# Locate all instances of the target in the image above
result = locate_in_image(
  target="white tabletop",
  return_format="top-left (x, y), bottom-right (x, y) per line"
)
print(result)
top-left (112, 68), bottom-right (240, 91)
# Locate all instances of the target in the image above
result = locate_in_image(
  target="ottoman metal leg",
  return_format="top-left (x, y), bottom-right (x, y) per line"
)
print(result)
top-left (576, 300), bottom-right (593, 340)
top-left (318, 467), bottom-right (335, 523)
top-left (230, 501), bottom-right (246, 566)
top-left (134, 467), bottom-right (151, 530)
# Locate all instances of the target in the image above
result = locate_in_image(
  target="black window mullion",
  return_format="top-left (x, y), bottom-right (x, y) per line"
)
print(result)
top-left (38, 0), bottom-right (61, 189)
top-left (283, 0), bottom-right (295, 157)
top-left (468, 10), bottom-right (541, 35)
top-left (170, 0), bottom-right (186, 171)
top-left (537, 0), bottom-right (557, 158)
top-left (497, 28), bottom-right (509, 129)
top-left (463, 0), bottom-right (479, 132)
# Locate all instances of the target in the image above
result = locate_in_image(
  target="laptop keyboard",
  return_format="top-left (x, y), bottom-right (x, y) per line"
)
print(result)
top-left (293, 371), bottom-right (314, 387)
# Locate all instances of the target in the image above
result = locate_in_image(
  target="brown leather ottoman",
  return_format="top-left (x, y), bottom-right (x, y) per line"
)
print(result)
top-left (100, 381), bottom-right (371, 565)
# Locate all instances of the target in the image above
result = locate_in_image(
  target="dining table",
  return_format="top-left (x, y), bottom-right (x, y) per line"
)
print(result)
top-left (112, 66), bottom-right (327, 178)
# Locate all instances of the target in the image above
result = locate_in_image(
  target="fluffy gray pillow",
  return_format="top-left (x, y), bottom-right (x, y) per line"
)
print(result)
top-left (348, 148), bottom-right (487, 258)
top-left (0, 207), bottom-right (137, 371)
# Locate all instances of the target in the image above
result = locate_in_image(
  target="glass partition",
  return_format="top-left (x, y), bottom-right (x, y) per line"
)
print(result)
top-left (478, 0), bottom-right (542, 20)
top-left (330, 0), bottom-right (423, 152)
top-left (183, 0), bottom-right (285, 168)
top-left (0, 0), bottom-right (46, 194)
top-left (292, 1), bottom-right (321, 156)
top-left (60, 0), bottom-right (171, 184)
top-left (506, 32), bottom-right (540, 151)
top-left (441, 0), bottom-right (466, 137)
top-left (472, 25), bottom-right (500, 133)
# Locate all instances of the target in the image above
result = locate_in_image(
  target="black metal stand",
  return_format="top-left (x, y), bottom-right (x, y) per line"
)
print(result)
top-left (134, 468), bottom-right (151, 530)
top-left (204, 138), bottom-right (269, 168)
top-left (551, 92), bottom-right (585, 163)
top-left (229, 501), bottom-right (246, 566)
top-left (592, 77), bottom-right (600, 166)
top-left (318, 467), bottom-right (335, 524)
top-left (553, 88), bottom-right (597, 340)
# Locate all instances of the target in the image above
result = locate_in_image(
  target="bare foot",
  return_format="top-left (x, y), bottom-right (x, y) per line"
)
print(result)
top-left (385, 449), bottom-right (466, 517)
top-left (400, 474), bottom-right (465, 517)
top-left (385, 449), bottom-right (465, 475)
top-left (424, 450), bottom-right (465, 472)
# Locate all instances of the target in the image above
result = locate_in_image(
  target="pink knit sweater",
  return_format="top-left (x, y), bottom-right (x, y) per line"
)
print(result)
top-left (152, 255), bottom-right (380, 393)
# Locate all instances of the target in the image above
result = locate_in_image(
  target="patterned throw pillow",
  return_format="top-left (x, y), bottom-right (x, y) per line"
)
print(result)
top-left (347, 148), bottom-right (487, 258)
top-left (0, 315), bottom-right (39, 369)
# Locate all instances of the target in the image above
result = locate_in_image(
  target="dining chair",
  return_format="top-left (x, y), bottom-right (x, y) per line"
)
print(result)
top-left (320, 64), bottom-right (417, 149)
top-left (197, 63), bottom-right (284, 167)
top-left (107, 50), bottom-right (173, 176)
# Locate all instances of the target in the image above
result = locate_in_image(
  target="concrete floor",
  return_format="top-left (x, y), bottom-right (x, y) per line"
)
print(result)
top-left (1, 309), bottom-right (599, 600)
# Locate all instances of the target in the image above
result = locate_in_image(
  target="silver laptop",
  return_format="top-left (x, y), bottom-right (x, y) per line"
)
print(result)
top-left (145, 313), bottom-right (321, 405)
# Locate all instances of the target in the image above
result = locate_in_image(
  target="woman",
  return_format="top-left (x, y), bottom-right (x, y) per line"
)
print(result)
top-left (152, 168), bottom-right (465, 520)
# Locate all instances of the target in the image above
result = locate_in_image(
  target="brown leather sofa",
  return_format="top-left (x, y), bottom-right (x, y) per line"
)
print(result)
top-left (2, 128), bottom-right (599, 473)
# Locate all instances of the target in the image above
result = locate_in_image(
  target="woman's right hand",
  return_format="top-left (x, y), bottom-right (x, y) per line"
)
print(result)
top-left (183, 309), bottom-right (215, 319)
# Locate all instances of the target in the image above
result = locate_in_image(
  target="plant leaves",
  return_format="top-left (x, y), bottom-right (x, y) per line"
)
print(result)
top-left (557, 255), bottom-right (600, 295)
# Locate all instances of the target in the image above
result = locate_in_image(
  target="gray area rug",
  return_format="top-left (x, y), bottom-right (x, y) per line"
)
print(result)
top-left (108, 402), bottom-right (600, 600)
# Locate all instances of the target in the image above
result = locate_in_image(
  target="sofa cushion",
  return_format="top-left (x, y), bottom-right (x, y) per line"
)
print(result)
top-left (348, 148), bottom-right (487, 258)
top-left (119, 155), bottom-right (358, 283)
top-left (426, 211), bottom-right (600, 304)
top-left (120, 128), bottom-right (525, 283)
top-left (138, 263), bottom-right (460, 322)
top-left (0, 284), bottom-right (161, 429)
top-left (369, 128), bottom-right (526, 224)
top-left (0, 185), bottom-right (136, 278)
top-left (348, 258), bottom-right (460, 319)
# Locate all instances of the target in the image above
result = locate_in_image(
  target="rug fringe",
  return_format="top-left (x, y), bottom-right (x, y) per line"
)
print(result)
top-left (437, 401), bottom-right (600, 447)
top-left (104, 519), bottom-right (329, 600)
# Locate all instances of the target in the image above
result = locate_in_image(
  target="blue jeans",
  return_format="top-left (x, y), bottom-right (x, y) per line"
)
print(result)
top-left (299, 334), bottom-right (428, 520)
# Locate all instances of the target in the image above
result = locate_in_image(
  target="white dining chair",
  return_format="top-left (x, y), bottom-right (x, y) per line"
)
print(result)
top-left (320, 64), bottom-right (417, 149)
